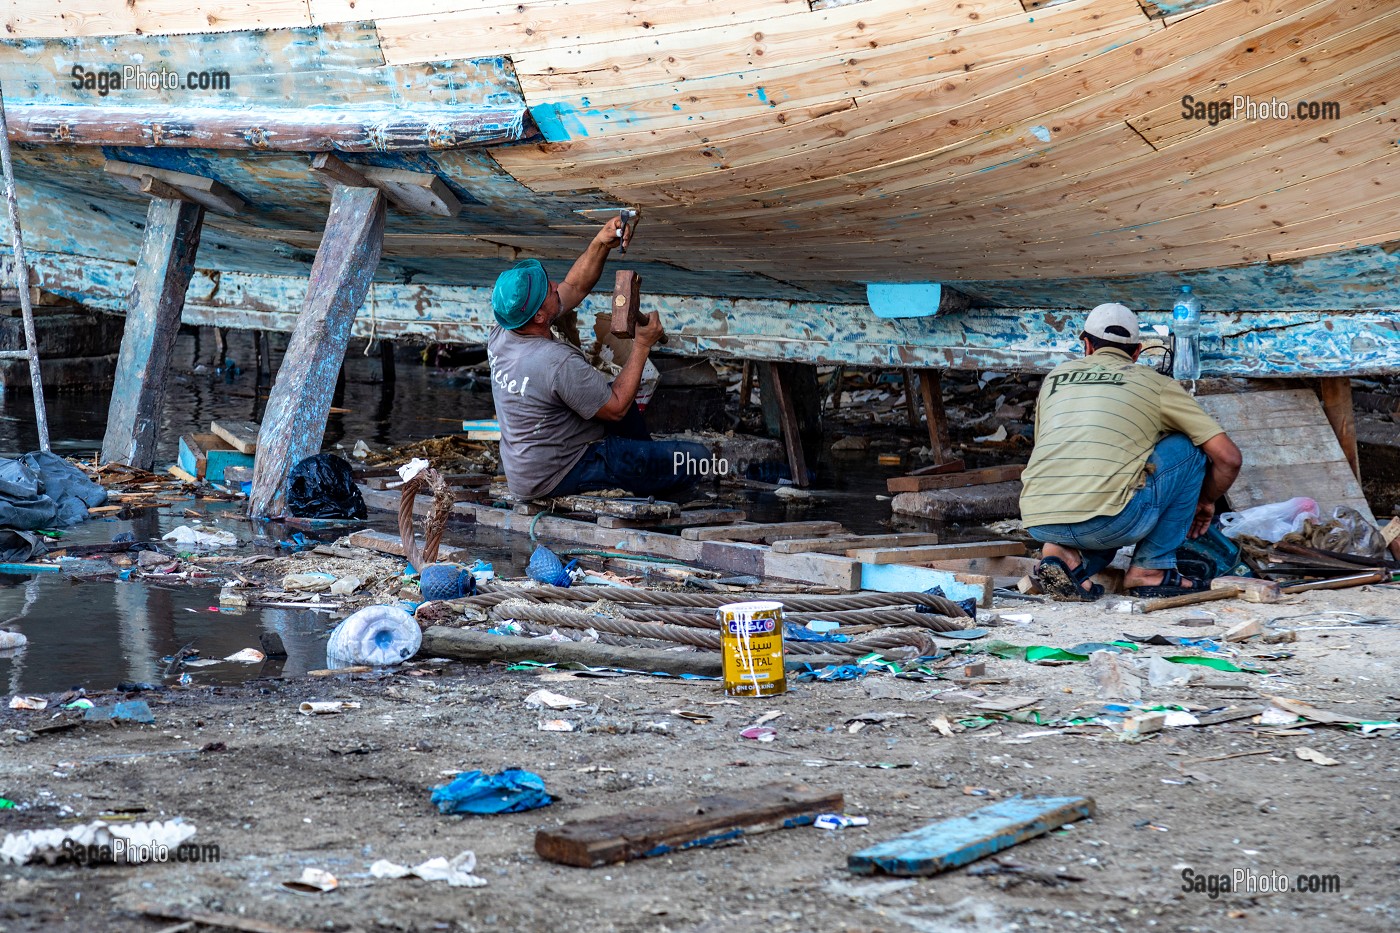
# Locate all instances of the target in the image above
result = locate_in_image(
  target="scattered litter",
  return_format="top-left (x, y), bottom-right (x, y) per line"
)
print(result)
top-left (396, 458), bottom-right (430, 483)
top-left (931, 716), bottom-right (958, 737)
top-left (741, 726), bottom-right (777, 742)
top-left (283, 572), bottom-right (337, 592)
top-left (524, 689), bottom-right (586, 710)
top-left (1294, 747), bottom-right (1340, 767)
top-left (8, 696), bottom-right (45, 711)
top-left (282, 867), bottom-right (339, 895)
top-left (431, 769), bottom-right (553, 815)
top-left (814, 814), bottom-right (870, 830)
top-left (0, 631), bottom-right (27, 650)
top-left (83, 700), bottom-right (155, 724)
top-left (1, 819), bottom-right (196, 865)
top-left (999, 614), bottom-right (1034, 626)
top-left (538, 720), bottom-right (576, 732)
top-left (936, 629), bottom-right (989, 641)
top-left (370, 850), bottom-right (487, 887)
top-left (223, 648), bottom-right (265, 663)
top-left (298, 701), bottom-right (361, 716)
top-left (1089, 650), bottom-right (1143, 701)
top-left (162, 525), bottom-right (239, 550)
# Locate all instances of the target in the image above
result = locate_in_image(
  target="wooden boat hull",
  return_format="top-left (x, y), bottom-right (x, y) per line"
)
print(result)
top-left (0, 0), bottom-right (1397, 374)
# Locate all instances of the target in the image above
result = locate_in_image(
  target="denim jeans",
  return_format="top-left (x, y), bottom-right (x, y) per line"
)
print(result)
top-left (550, 436), bottom-right (713, 499)
top-left (1027, 433), bottom-right (1207, 572)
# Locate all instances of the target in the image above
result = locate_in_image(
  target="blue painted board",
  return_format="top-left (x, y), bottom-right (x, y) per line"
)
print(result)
top-left (859, 563), bottom-right (982, 603)
top-left (866, 282), bottom-right (946, 319)
top-left (849, 795), bottom-right (1095, 876)
top-left (178, 434), bottom-right (254, 483)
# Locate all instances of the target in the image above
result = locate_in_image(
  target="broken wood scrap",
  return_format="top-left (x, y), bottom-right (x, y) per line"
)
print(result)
top-left (848, 796), bottom-right (1095, 877)
top-left (535, 783), bottom-right (843, 867)
top-left (887, 464), bottom-right (1024, 494)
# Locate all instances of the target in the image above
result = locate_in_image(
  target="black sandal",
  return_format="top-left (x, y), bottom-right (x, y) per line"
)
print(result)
top-left (1035, 556), bottom-right (1104, 602)
top-left (1125, 568), bottom-right (1209, 598)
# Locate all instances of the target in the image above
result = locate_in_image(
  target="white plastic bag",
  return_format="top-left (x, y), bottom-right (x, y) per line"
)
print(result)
top-left (1218, 497), bottom-right (1319, 543)
top-left (326, 605), bottom-right (421, 667)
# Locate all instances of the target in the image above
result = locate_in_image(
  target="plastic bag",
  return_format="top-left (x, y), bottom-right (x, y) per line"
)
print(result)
top-left (1317, 506), bottom-right (1387, 558)
top-left (1219, 497), bottom-right (1319, 543)
top-left (326, 605), bottom-right (421, 666)
top-left (286, 454), bottom-right (367, 520)
top-left (430, 769), bottom-right (553, 815)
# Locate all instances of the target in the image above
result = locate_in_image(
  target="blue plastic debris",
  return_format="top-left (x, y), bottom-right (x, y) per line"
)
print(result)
top-left (420, 563), bottom-right (477, 601)
top-left (83, 700), bottom-right (155, 724)
top-left (783, 621), bottom-right (850, 643)
top-left (920, 586), bottom-right (977, 620)
top-left (795, 663), bottom-right (873, 682)
top-left (935, 628), bottom-right (989, 641)
top-left (527, 546), bottom-right (576, 587)
top-left (431, 769), bottom-right (553, 815)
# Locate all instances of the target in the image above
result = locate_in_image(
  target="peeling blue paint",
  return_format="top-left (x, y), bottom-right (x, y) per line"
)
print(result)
top-left (1029, 125), bottom-right (1051, 143)
top-left (528, 103), bottom-right (591, 142)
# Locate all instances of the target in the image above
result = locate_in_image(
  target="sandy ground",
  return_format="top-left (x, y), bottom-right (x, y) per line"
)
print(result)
top-left (2, 584), bottom-right (1398, 933)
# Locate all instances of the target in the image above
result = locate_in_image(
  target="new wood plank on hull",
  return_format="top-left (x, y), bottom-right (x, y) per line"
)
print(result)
top-left (4, 0), bottom-right (313, 38)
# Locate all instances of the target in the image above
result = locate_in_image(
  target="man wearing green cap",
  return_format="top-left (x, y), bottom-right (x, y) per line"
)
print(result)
top-left (487, 216), bottom-right (712, 501)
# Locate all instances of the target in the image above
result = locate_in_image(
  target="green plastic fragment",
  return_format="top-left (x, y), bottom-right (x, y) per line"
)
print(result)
top-left (0, 797), bottom-right (15, 809)
top-left (1163, 656), bottom-right (1266, 673)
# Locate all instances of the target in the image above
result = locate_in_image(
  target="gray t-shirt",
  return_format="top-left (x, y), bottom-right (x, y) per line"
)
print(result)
top-left (487, 325), bottom-right (612, 499)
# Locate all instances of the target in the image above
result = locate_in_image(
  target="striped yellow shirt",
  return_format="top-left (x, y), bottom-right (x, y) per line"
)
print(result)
top-left (1019, 348), bottom-right (1224, 527)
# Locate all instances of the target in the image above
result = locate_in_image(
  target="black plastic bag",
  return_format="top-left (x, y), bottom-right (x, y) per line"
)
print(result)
top-left (286, 454), bottom-right (367, 520)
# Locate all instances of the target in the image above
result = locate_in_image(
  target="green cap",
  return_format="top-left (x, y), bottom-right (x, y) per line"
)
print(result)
top-left (491, 259), bottom-right (549, 330)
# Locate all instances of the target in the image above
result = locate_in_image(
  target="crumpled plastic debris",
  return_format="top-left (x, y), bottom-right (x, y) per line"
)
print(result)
top-left (523, 689), bottom-right (585, 710)
top-left (794, 663), bottom-right (873, 682)
top-left (430, 769), bottom-right (553, 815)
top-left (282, 867), bottom-right (339, 895)
top-left (8, 695), bottom-right (45, 710)
top-left (370, 850), bottom-right (487, 887)
top-left (283, 572), bottom-right (336, 592)
top-left (527, 545), bottom-right (576, 587)
top-left (162, 525), bottom-right (239, 550)
top-left (83, 700), bottom-right (155, 723)
top-left (299, 701), bottom-right (361, 715)
top-left (0, 630), bottom-right (27, 650)
top-left (0, 819), bottom-right (195, 865)
top-left (814, 813), bottom-right (870, 830)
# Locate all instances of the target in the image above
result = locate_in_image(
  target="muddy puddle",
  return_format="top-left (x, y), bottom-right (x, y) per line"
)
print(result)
top-left (0, 328), bottom-right (960, 694)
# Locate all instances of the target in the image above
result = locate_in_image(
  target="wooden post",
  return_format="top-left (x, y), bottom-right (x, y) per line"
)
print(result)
top-left (379, 339), bottom-right (396, 387)
top-left (829, 365), bottom-right (844, 411)
top-left (249, 184), bottom-right (385, 518)
top-left (739, 360), bottom-right (754, 411)
top-left (766, 362), bottom-right (810, 488)
top-left (902, 368), bottom-right (920, 430)
top-left (917, 368), bottom-right (953, 463)
top-left (1317, 377), bottom-right (1359, 481)
top-left (100, 197), bottom-right (205, 469)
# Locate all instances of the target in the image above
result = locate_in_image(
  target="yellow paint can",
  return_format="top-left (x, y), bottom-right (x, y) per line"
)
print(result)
top-left (717, 600), bottom-right (786, 697)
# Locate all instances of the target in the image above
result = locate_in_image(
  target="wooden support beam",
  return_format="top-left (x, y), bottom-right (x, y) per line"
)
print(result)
top-left (103, 159), bottom-right (245, 215)
top-left (902, 368), bottom-right (920, 430)
top-left (1317, 377), bottom-right (1360, 481)
top-left (100, 197), bottom-right (205, 470)
top-left (310, 152), bottom-right (373, 190)
top-left (739, 360), bottom-right (753, 411)
top-left (917, 369), bottom-right (953, 462)
top-left (249, 186), bottom-right (385, 518)
top-left (361, 166), bottom-right (462, 217)
top-left (766, 361), bottom-right (809, 488)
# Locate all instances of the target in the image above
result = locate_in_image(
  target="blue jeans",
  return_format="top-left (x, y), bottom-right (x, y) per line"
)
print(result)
top-left (1028, 433), bottom-right (1207, 572)
top-left (550, 436), bottom-right (714, 499)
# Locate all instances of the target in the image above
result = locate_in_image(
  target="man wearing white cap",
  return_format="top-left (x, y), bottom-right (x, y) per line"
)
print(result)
top-left (1019, 303), bottom-right (1242, 599)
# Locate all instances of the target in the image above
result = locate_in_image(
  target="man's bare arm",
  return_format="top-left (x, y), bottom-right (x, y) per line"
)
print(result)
top-left (595, 312), bottom-right (665, 421)
top-left (1189, 432), bottom-right (1243, 538)
top-left (557, 216), bottom-right (633, 313)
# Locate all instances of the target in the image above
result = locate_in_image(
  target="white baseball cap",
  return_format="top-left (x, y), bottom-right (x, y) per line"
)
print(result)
top-left (1082, 303), bottom-right (1140, 342)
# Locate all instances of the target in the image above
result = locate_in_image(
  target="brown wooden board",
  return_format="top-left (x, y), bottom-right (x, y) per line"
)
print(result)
top-left (770, 532), bottom-right (941, 555)
top-left (596, 508), bottom-right (745, 529)
top-left (848, 541), bottom-right (1026, 565)
top-left (1198, 389), bottom-right (1375, 523)
top-left (681, 520), bottom-right (846, 542)
top-left (211, 420), bottom-right (261, 454)
top-left (535, 783), bottom-right (844, 867)
top-left (887, 465), bottom-right (1025, 494)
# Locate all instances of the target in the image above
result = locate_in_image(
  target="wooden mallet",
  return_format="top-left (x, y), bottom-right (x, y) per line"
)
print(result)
top-left (610, 269), bottom-right (666, 344)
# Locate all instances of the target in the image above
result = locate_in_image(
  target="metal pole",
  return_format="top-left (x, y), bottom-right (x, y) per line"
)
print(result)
top-left (0, 81), bottom-right (50, 452)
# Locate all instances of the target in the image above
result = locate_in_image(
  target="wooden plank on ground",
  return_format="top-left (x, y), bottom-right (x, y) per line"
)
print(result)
top-left (1198, 389), bottom-right (1374, 523)
top-left (211, 420), bottom-right (261, 454)
top-left (849, 796), bottom-right (1096, 876)
top-left (770, 532), bottom-right (941, 555)
top-left (536, 783), bottom-right (844, 867)
top-left (548, 495), bottom-right (679, 519)
top-left (763, 550), bottom-right (861, 591)
top-left (848, 541), bottom-right (1026, 565)
top-left (347, 529), bottom-right (466, 561)
top-left (682, 520), bottom-right (845, 542)
top-left (596, 508), bottom-right (745, 529)
top-left (887, 465), bottom-right (1024, 494)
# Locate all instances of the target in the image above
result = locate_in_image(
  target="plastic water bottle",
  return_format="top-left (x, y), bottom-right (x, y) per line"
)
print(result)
top-left (326, 605), bottom-right (421, 666)
top-left (1171, 285), bottom-right (1202, 381)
